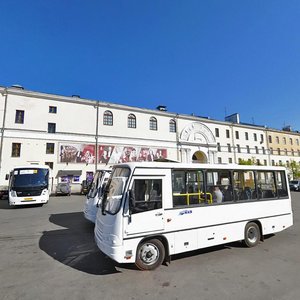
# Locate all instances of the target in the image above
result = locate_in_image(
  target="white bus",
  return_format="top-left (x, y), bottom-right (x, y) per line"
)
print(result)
top-left (94, 162), bottom-right (293, 270)
top-left (8, 165), bottom-right (51, 206)
top-left (84, 169), bottom-right (111, 223)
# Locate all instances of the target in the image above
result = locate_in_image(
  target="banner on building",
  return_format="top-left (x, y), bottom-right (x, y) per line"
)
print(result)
top-left (59, 143), bottom-right (167, 164)
top-left (59, 144), bottom-right (95, 164)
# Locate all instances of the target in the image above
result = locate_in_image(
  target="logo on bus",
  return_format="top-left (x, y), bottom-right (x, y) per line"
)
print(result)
top-left (179, 209), bottom-right (192, 216)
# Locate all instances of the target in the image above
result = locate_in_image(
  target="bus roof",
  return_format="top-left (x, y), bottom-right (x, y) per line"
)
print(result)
top-left (12, 165), bottom-right (50, 170)
top-left (111, 162), bottom-right (287, 171)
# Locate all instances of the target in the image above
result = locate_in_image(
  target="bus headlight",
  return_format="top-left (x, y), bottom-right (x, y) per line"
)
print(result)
top-left (41, 189), bottom-right (48, 195)
top-left (10, 190), bottom-right (17, 197)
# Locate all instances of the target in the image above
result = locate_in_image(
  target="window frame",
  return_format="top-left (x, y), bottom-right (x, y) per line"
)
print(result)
top-left (15, 110), bottom-right (24, 124)
top-left (103, 110), bottom-right (113, 126)
top-left (48, 123), bottom-right (56, 133)
top-left (127, 113), bottom-right (136, 129)
top-left (149, 117), bottom-right (158, 131)
top-left (46, 143), bottom-right (55, 154)
top-left (11, 143), bottom-right (21, 157)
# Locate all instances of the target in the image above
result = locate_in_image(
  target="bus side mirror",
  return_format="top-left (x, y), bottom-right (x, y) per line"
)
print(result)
top-left (5, 174), bottom-right (9, 180)
top-left (129, 189), bottom-right (135, 214)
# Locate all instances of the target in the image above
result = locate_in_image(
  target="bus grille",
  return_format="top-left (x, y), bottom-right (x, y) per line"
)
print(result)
top-left (17, 190), bottom-right (42, 197)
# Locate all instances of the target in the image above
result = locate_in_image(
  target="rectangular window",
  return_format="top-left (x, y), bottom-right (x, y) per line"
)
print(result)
top-left (215, 128), bottom-right (219, 137)
top-left (48, 123), bottom-right (56, 133)
top-left (235, 131), bottom-right (239, 139)
top-left (255, 146), bottom-right (259, 154)
top-left (296, 139), bottom-right (299, 146)
top-left (228, 157), bottom-right (233, 163)
top-left (226, 129), bottom-right (230, 138)
top-left (270, 147), bottom-right (273, 154)
top-left (237, 144), bottom-right (241, 153)
top-left (217, 142), bottom-right (221, 152)
top-left (275, 171), bottom-right (288, 197)
top-left (262, 147), bottom-right (265, 154)
top-left (264, 160), bottom-right (267, 165)
top-left (131, 179), bottom-right (162, 213)
top-left (12, 143), bottom-right (21, 157)
top-left (206, 170), bottom-right (233, 203)
top-left (15, 110), bottom-right (24, 124)
top-left (277, 148), bottom-right (281, 155)
top-left (268, 135), bottom-right (272, 143)
top-left (172, 170), bottom-right (205, 206)
top-left (256, 171), bottom-right (276, 199)
top-left (290, 138), bottom-right (293, 145)
top-left (46, 143), bottom-right (55, 154)
top-left (283, 137), bottom-right (286, 145)
top-left (233, 170), bottom-right (256, 201)
top-left (254, 133), bottom-right (257, 141)
top-left (260, 134), bottom-right (264, 143)
top-left (49, 106), bottom-right (57, 113)
top-left (271, 160), bottom-right (275, 166)
top-left (245, 132), bottom-right (249, 140)
top-left (227, 143), bottom-right (231, 153)
top-left (276, 136), bottom-right (279, 144)
top-left (218, 157), bottom-right (222, 164)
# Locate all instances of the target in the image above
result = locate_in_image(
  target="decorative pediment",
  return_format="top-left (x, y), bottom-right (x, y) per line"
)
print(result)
top-left (180, 122), bottom-right (216, 144)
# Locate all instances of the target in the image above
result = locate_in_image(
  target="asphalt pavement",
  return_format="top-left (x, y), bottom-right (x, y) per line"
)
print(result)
top-left (0, 193), bottom-right (299, 300)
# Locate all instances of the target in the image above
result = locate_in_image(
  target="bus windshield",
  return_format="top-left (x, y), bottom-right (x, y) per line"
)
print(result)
top-left (11, 168), bottom-right (49, 188)
top-left (103, 167), bottom-right (130, 214)
top-left (87, 171), bottom-right (101, 198)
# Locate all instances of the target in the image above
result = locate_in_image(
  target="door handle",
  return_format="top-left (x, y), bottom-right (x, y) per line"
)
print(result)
top-left (155, 212), bottom-right (163, 216)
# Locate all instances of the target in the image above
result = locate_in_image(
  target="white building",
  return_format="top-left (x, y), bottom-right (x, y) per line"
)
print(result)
top-left (1, 85), bottom-right (300, 192)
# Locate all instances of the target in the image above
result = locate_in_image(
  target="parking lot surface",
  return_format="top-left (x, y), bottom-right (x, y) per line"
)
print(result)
top-left (0, 193), bottom-right (299, 300)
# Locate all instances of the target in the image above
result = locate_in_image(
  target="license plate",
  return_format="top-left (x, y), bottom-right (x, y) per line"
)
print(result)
top-left (24, 197), bottom-right (33, 201)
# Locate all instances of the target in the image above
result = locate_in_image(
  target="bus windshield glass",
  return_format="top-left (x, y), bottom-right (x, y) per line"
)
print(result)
top-left (103, 167), bottom-right (130, 214)
top-left (88, 171), bottom-right (101, 198)
top-left (11, 168), bottom-right (49, 188)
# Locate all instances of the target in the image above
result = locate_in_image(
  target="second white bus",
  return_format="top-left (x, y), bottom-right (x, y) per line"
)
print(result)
top-left (95, 162), bottom-right (293, 270)
top-left (84, 169), bottom-right (111, 223)
top-left (8, 165), bottom-right (51, 206)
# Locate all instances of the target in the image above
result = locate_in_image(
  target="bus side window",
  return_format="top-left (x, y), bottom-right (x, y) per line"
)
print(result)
top-left (131, 179), bottom-right (162, 213)
top-left (276, 171), bottom-right (288, 197)
top-left (256, 171), bottom-right (276, 199)
top-left (233, 171), bottom-right (255, 201)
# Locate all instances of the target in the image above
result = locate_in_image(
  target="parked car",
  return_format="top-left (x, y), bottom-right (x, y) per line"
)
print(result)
top-left (55, 182), bottom-right (71, 196)
top-left (289, 180), bottom-right (300, 191)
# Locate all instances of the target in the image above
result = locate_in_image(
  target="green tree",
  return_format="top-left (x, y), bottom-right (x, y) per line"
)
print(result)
top-left (288, 160), bottom-right (300, 179)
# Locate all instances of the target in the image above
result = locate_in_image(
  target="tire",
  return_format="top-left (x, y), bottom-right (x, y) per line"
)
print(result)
top-left (244, 222), bottom-right (261, 247)
top-left (135, 238), bottom-right (165, 271)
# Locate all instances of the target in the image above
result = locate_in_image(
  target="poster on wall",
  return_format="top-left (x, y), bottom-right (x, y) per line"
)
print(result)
top-left (59, 144), bottom-right (95, 164)
top-left (59, 143), bottom-right (167, 164)
top-left (98, 145), bottom-right (167, 164)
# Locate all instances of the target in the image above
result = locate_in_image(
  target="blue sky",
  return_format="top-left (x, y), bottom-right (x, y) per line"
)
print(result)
top-left (1, 0), bottom-right (300, 130)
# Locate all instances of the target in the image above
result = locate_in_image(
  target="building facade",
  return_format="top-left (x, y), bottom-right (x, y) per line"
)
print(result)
top-left (1, 86), bottom-right (300, 192)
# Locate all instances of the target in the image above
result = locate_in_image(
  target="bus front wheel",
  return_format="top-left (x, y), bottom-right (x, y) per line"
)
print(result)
top-left (135, 238), bottom-right (165, 271)
top-left (244, 222), bottom-right (261, 247)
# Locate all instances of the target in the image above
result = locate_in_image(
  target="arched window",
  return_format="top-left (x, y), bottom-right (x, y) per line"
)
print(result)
top-left (169, 119), bottom-right (176, 133)
top-left (128, 114), bottom-right (136, 128)
top-left (103, 110), bottom-right (113, 126)
top-left (149, 117), bottom-right (157, 131)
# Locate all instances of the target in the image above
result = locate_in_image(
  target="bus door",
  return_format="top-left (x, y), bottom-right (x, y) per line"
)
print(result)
top-left (125, 176), bottom-right (164, 236)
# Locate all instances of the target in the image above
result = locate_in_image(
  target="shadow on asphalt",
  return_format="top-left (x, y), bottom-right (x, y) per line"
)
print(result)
top-left (39, 212), bottom-right (121, 275)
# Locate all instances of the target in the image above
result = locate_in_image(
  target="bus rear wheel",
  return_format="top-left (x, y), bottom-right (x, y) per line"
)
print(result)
top-left (244, 222), bottom-right (261, 247)
top-left (135, 239), bottom-right (165, 271)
